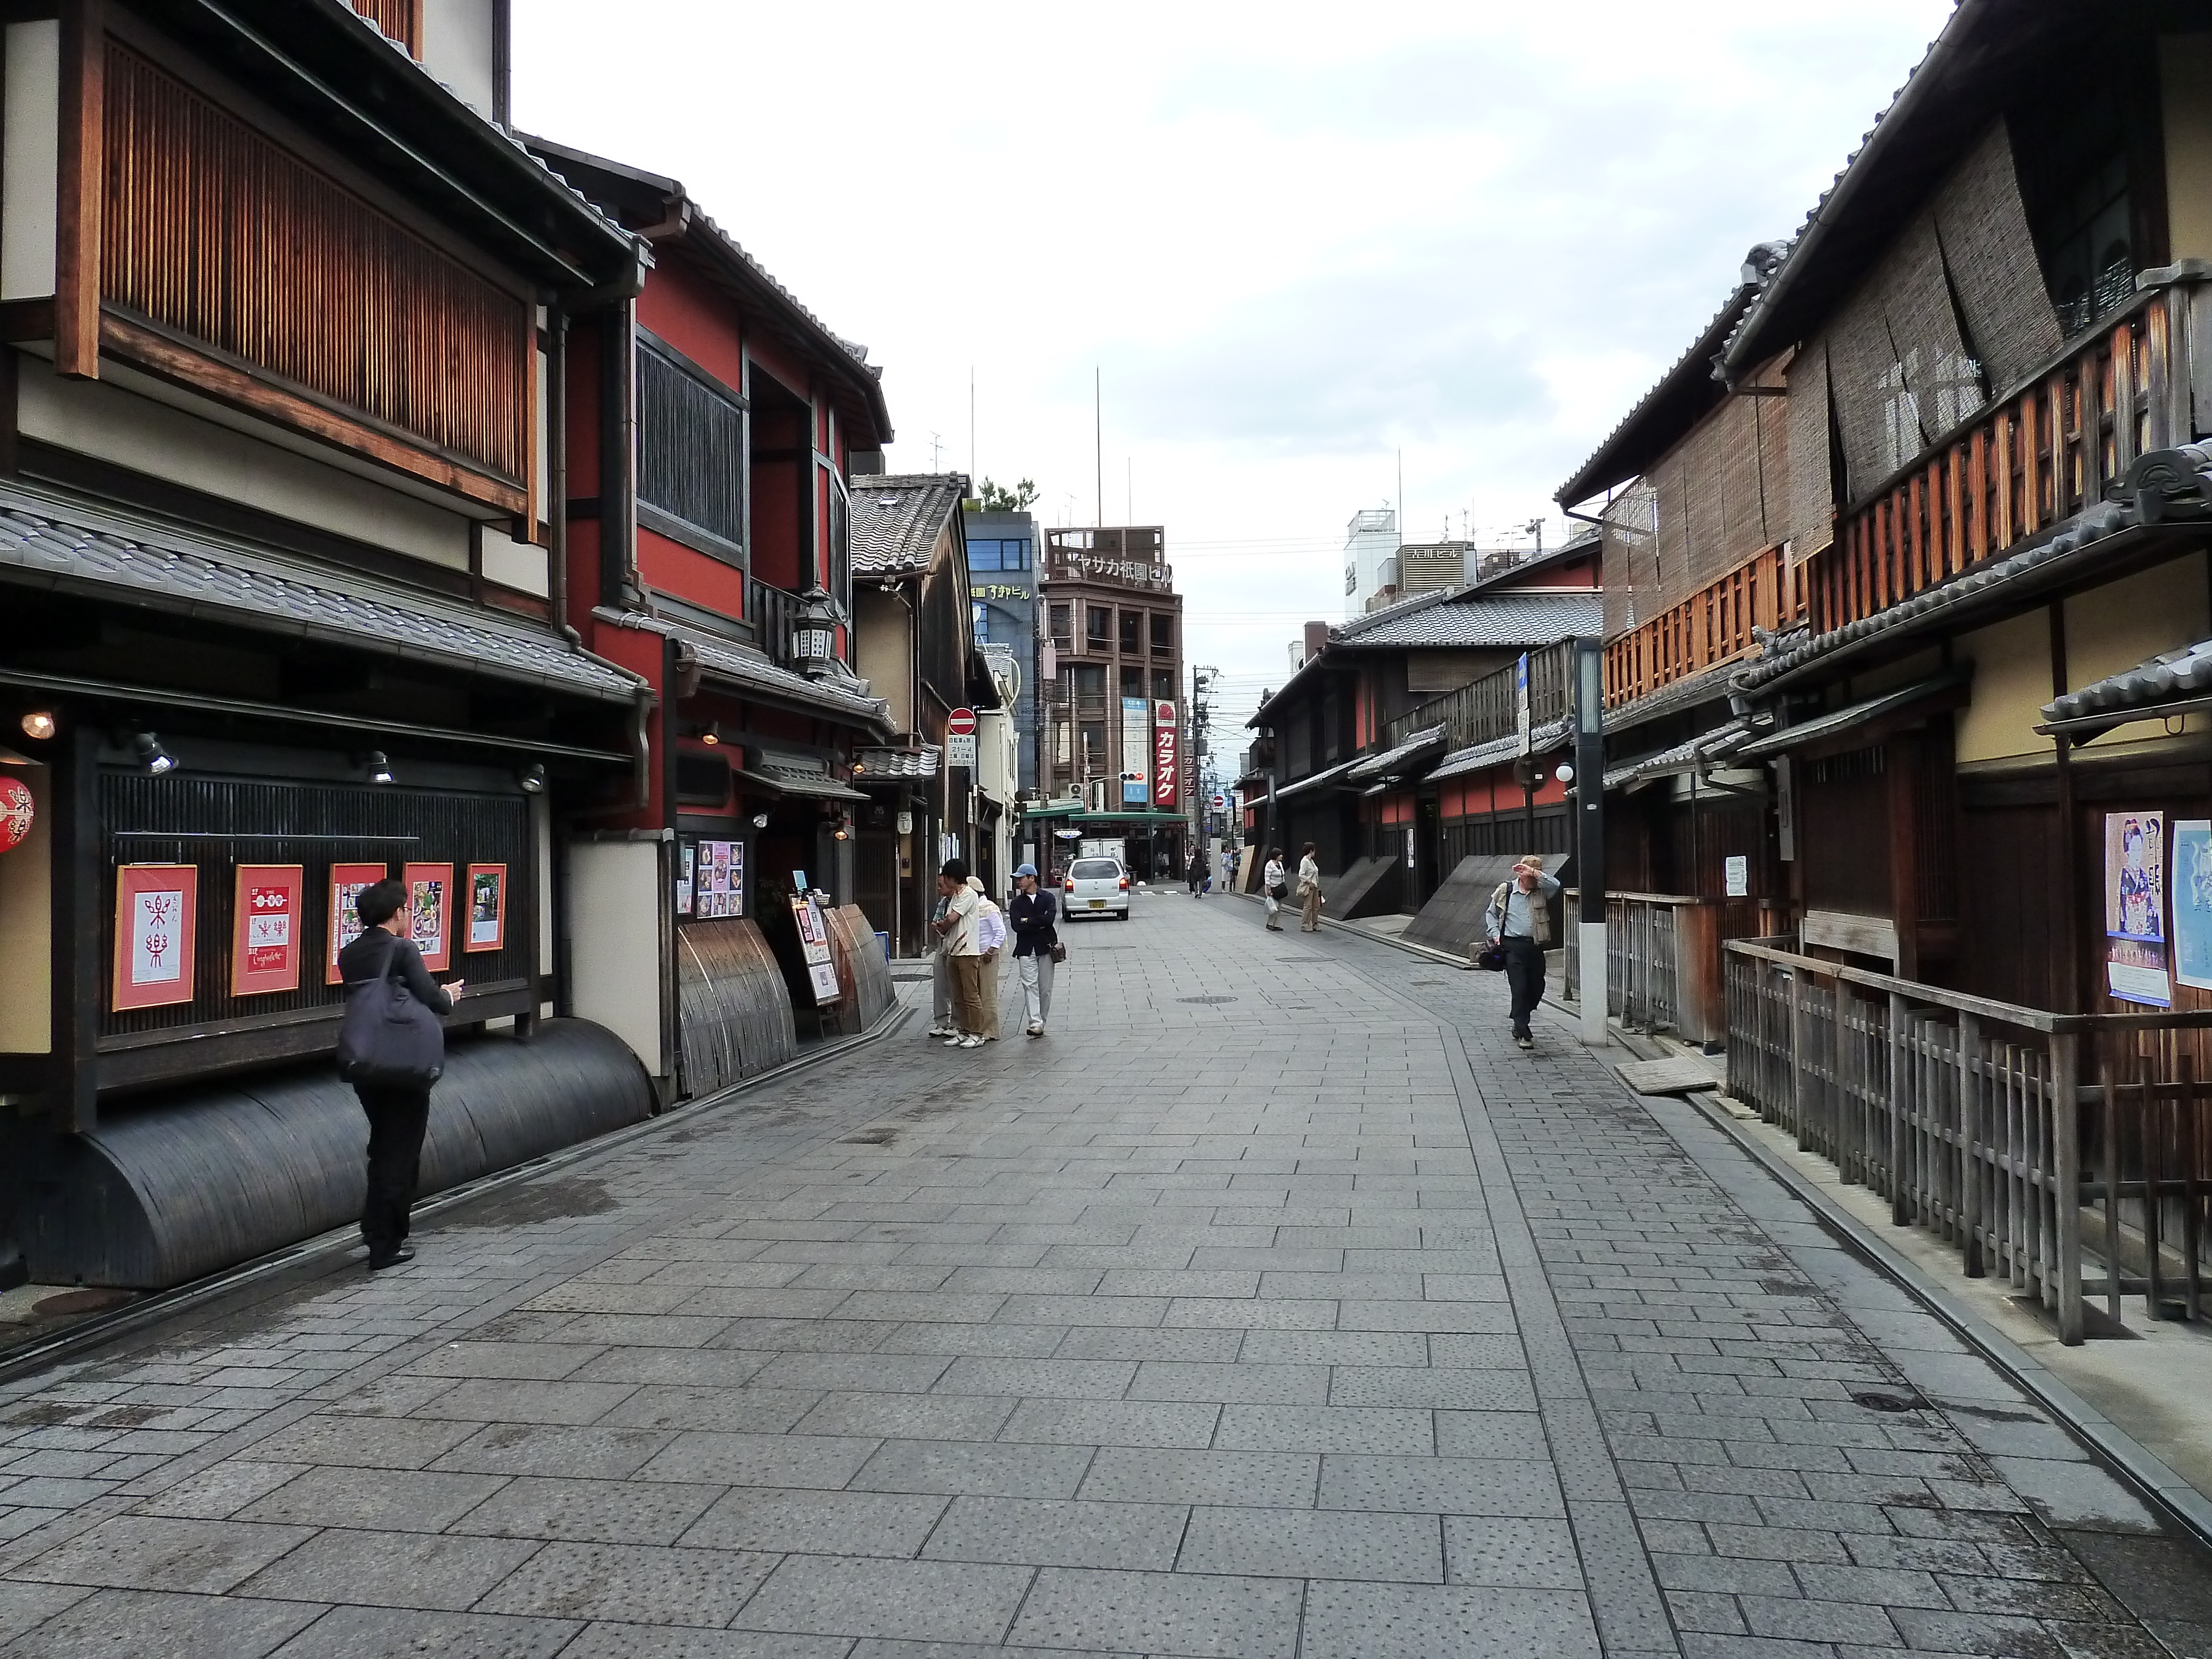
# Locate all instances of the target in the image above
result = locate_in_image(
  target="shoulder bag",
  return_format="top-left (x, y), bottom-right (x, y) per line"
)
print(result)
top-left (336, 932), bottom-right (446, 1088)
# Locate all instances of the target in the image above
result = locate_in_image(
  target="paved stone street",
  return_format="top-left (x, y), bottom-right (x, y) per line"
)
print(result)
top-left (4, 893), bottom-right (2211, 1657)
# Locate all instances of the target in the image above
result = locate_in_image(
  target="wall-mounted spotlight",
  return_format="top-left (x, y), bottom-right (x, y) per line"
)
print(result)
top-left (1555, 763), bottom-right (1575, 785)
top-left (363, 750), bottom-right (395, 785)
top-left (518, 763), bottom-right (546, 795)
top-left (751, 812), bottom-right (770, 830)
top-left (134, 733), bottom-right (177, 775)
top-left (19, 711), bottom-right (55, 741)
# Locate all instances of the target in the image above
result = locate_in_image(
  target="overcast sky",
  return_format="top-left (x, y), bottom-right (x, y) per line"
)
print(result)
top-left (514, 0), bottom-right (1957, 752)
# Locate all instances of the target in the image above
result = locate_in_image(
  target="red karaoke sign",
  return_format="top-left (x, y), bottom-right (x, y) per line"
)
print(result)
top-left (1152, 700), bottom-right (1179, 808)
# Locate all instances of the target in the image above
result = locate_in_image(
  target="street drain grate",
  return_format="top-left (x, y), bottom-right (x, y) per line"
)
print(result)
top-left (1175, 995), bottom-right (1238, 1005)
top-left (1850, 1390), bottom-right (1927, 1413)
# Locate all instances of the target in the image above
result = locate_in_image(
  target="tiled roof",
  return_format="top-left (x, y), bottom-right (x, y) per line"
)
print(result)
top-left (0, 483), bottom-right (640, 701)
top-left (1346, 725), bottom-right (1448, 782)
top-left (1427, 718), bottom-right (1574, 783)
top-left (1601, 659), bottom-right (1743, 735)
top-left (593, 608), bottom-right (892, 731)
top-left (1273, 759), bottom-right (1358, 801)
top-left (1332, 591), bottom-right (1601, 650)
top-left (853, 746), bottom-right (941, 780)
top-left (1603, 718), bottom-right (1758, 792)
top-left (852, 474), bottom-right (968, 576)
top-left (2043, 637), bottom-right (2212, 732)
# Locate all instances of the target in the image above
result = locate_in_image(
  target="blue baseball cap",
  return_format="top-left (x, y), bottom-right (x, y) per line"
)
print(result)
top-left (1015, 863), bottom-right (1038, 878)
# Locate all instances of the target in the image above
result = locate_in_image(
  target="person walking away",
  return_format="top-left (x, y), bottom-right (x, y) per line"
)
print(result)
top-left (1262, 847), bottom-right (1288, 931)
top-left (969, 875), bottom-right (1006, 1040)
top-left (1187, 848), bottom-right (1206, 898)
top-left (337, 879), bottom-right (461, 1270)
top-left (925, 885), bottom-right (954, 1039)
top-left (933, 860), bottom-right (987, 1047)
top-left (1297, 843), bottom-right (1324, 932)
top-left (1009, 863), bottom-right (1058, 1036)
top-left (1484, 854), bottom-right (1561, 1051)
top-left (1222, 847), bottom-right (1235, 893)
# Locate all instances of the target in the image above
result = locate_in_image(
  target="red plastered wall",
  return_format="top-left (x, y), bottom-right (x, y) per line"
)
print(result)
top-left (639, 528), bottom-right (747, 621)
top-left (588, 623), bottom-right (667, 828)
top-left (638, 259), bottom-right (747, 392)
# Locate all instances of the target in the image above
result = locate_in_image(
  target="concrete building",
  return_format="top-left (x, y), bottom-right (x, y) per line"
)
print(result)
top-left (962, 507), bottom-right (1040, 801)
top-left (1343, 507), bottom-right (1399, 617)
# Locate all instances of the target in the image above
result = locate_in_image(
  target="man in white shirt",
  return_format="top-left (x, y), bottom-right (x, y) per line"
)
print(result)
top-left (933, 860), bottom-right (986, 1048)
top-left (1484, 855), bottom-right (1562, 1051)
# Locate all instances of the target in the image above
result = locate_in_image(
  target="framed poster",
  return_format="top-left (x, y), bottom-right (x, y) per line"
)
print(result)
top-left (2105, 811), bottom-right (2171, 1008)
top-left (113, 864), bottom-right (197, 1011)
top-left (465, 863), bottom-right (507, 952)
top-left (675, 841), bottom-right (696, 917)
top-left (791, 893), bottom-right (841, 1002)
top-left (2176, 820), bottom-right (2212, 992)
top-left (230, 864), bottom-right (305, 997)
top-left (327, 862), bottom-right (388, 984)
top-left (403, 862), bottom-right (453, 972)
top-left (693, 839), bottom-right (744, 919)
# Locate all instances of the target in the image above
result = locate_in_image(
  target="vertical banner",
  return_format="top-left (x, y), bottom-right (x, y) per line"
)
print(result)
top-left (1120, 698), bottom-right (1151, 804)
top-left (466, 863), bottom-right (507, 952)
top-left (2176, 820), bottom-right (2212, 990)
top-left (1152, 699), bottom-right (1180, 808)
top-left (403, 862), bottom-right (453, 973)
top-left (1515, 653), bottom-right (1532, 757)
top-left (328, 862), bottom-right (388, 984)
top-left (2104, 811), bottom-right (2170, 1008)
top-left (231, 864), bottom-right (304, 997)
top-left (113, 864), bottom-right (197, 1011)
top-left (675, 841), bottom-right (696, 917)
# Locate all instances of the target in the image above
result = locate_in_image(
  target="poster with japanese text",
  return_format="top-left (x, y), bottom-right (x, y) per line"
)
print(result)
top-left (694, 839), bottom-right (743, 919)
top-left (403, 862), bottom-right (452, 972)
top-left (2174, 821), bottom-right (2212, 991)
top-left (327, 862), bottom-right (388, 984)
top-left (465, 864), bottom-right (507, 952)
top-left (2105, 811), bottom-right (2171, 1008)
top-left (230, 864), bottom-right (304, 997)
top-left (113, 864), bottom-right (197, 1011)
top-left (790, 893), bottom-right (840, 1002)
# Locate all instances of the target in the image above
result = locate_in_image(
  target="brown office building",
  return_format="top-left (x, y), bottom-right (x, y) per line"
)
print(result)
top-left (1034, 528), bottom-right (1186, 880)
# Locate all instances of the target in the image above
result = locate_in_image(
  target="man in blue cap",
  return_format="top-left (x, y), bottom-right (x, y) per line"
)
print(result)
top-left (1006, 863), bottom-right (1060, 1037)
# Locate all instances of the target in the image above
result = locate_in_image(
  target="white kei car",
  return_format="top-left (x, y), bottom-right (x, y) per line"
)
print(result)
top-left (1062, 857), bottom-right (1131, 921)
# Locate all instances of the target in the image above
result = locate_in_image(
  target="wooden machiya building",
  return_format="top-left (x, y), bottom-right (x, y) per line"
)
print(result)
top-left (520, 142), bottom-right (904, 1101)
top-left (0, 0), bottom-right (661, 1291)
top-left (1242, 538), bottom-right (1600, 926)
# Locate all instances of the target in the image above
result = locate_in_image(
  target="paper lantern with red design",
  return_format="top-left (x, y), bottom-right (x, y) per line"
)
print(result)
top-left (0, 775), bottom-right (31, 852)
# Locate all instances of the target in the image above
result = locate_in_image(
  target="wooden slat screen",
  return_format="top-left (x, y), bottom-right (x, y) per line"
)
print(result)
top-left (101, 44), bottom-right (528, 483)
top-left (639, 340), bottom-right (747, 554)
top-left (345, 0), bottom-right (421, 56)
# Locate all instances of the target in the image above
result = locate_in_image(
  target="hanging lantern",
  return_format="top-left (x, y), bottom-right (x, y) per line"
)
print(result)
top-left (0, 775), bottom-right (32, 852)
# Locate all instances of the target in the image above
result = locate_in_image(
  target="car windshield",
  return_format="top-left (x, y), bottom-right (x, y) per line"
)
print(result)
top-left (1070, 860), bottom-right (1121, 880)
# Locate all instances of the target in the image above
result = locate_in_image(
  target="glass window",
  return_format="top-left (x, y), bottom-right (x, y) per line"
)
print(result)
top-left (1050, 603), bottom-right (1073, 646)
top-left (1086, 606), bottom-right (1112, 645)
top-left (1014, 539), bottom-right (1034, 569)
top-left (1118, 611), bottom-right (1141, 653)
top-left (1120, 667), bottom-right (1142, 699)
top-left (1153, 669), bottom-right (1173, 701)
top-left (1070, 858), bottom-right (1121, 879)
top-left (1151, 613), bottom-right (1174, 654)
top-left (972, 601), bottom-right (990, 640)
top-left (969, 539), bottom-right (1001, 572)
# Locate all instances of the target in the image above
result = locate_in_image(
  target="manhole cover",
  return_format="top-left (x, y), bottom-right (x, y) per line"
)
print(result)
top-left (33, 1288), bottom-right (135, 1318)
top-left (1175, 995), bottom-right (1238, 1005)
top-left (1850, 1390), bottom-right (1927, 1413)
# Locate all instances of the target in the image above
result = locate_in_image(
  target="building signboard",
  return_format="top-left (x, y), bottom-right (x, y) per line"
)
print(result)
top-left (1120, 698), bottom-right (1151, 806)
top-left (1153, 699), bottom-right (1180, 808)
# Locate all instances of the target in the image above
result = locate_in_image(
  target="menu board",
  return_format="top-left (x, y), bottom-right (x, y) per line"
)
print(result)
top-left (231, 864), bottom-right (305, 997)
top-left (791, 893), bottom-right (841, 1003)
top-left (327, 862), bottom-right (388, 984)
top-left (692, 839), bottom-right (745, 919)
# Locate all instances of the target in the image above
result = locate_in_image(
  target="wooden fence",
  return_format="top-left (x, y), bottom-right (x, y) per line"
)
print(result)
top-left (1565, 891), bottom-right (1781, 1045)
top-left (1724, 938), bottom-right (2212, 1343)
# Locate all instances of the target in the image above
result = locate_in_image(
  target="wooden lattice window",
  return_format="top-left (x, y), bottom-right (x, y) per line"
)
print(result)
top-left (345, 0), bottom-right (422, 56)
top-left (100, 43), bottom-right (531, 492)
top-left (638, 339), bottom-right (747, 557)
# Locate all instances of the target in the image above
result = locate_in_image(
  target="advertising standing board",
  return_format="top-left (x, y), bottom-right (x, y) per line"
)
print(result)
top-left (791, 892), bottom-right (842, 1002)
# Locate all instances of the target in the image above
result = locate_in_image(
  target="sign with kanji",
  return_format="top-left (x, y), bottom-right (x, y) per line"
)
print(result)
top-left (327, 862), bottom-right (387, 984)
top-left (231, 864), bottom-right (305, 996)
top-left (791, 893), bottom-right (842, 1003)
top-left (1152, 700), bottom-right (1180, 808)
top-left (403, 862), bottom-right (453, 972)
top-left (113, 864), bottom-right (197, 1011)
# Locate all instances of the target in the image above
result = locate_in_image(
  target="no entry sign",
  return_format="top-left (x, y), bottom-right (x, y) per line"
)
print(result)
top-left (947, 708), bottom-right (977, 737)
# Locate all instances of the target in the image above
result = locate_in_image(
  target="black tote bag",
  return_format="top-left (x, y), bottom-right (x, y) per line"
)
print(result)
top-left (336, 932), bottom-right (446, 1088)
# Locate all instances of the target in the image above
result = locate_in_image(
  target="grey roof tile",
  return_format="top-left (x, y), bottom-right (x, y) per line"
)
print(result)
top-left (854, 746), bottom-right (942, 780)
top-left (1345, 724), bottom-right (1448, 782)
top-left (2044, 636), bottom-right (2212, 727)
top-left (1428, 718), bottom-right (1574, 783)
top-left (0, 486), bottom-right (640, 701)
top-left (1332, 591), bottom-right (1601, 650)
top-left (852, 474), bottom-right (968, 576)
top-left (593, 608), bottom-right (891, 729)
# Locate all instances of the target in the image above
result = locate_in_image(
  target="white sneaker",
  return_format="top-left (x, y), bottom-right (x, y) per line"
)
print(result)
top-left (957, 1034), bottom-right (983, 1048)
top-left (1025, 1022), bottom-right (1044, 1036)
top-left (926, 1025), bottom-right (953, 1039)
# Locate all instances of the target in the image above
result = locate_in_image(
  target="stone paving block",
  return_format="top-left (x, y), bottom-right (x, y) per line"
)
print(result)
top-left (792, 1391), bottom-right (1016, 1442)
top-left (1162, 1297), bottom-right (1338, 1329)
top-left (706, 1319), bottom-right (902, 1356)
top-left (1651, 1550), bottom-right (1799, 1595)
top-left (679, 1484), bottom-right (947, 1556)
top-left (13, 1514), bottom-right (317, 1595)
top-left (1740, 1592), bottom-right (1901, 1645)
top-left (0, 1587), bottom-right (321, 1658)
top-left (247, 1413), bottom-right (479, 1470)
top-left (0, 1580), bottom-right (94, 1643)
top-left (1318, 1453), bottom-right (1566, 1517)
top-left (444, 1473), bottom-right (721, 1544)
top-left (1076, 1447), bottom-right (1318, 1508)
top-left (748, 1352), bottom-right (953, 1394)
top-left (851, 1437), bottom-right (1094, 1499)
top-left (1125, 1360), bottom-right (1328, 1405)
top-left (876, 1322), bottom-right (1071, 1356)
top-left (1214, 1403), bottom-right (1432, 1454)
top-left (1297, 1580), bottom-right (1601, 1659)
top-left (1327, 1365), bottom-right (1536, 1410)
top-left (234, 1527), bottom-right (540, 1610)
top-left (731, 1554), bottom-right (1034, 1645)
top-left (999, 1397), bottom-right (1218, 1449)
top-left (260, 1604), bottom-right (583, 1658)
top-left (235, 1465), bottom-right (508, 1532)
top-left (596, 1385), bottom-right (821, 1435)
top-left (430, 1422), bottom-right (675, 1480)
top-left (1007, 1564), bottom-right (1303, 1659)
top-left (475, 1540), bottom-right (776, 1626)
top-left (631, 1429), bottom-right (876, 1490)
top-left (403, 1342), bottom-right (612, 1381)
top-left (921, 1495), bottom-right (1186, 1571)
top-left (933, 1357), bottom-right (1135, 1399)
top-left (1180, 1503), bottom-right (1443, 1582)
top-left (561, 1623), bottom-right (851, 1657)
top-left (1052, 1327), bottom-right (1244, 1363)
top-left (1444, 1516), bottom-right (1584, 1589)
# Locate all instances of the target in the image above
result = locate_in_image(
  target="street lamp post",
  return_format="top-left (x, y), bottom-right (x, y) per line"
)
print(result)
top-left (1574, 637), bottom-right (1607, 1046)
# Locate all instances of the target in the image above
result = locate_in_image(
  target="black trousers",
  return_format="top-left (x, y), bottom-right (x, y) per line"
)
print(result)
top-left (1503, 937), bottom-right (1546, 1038)
top-left (356, 1083), bottom-right (431, 1258)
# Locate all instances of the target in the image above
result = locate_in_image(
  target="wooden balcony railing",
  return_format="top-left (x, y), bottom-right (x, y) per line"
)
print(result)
top-left (748, 577), bottom-right (800, 666)
top-left (1724, 936), bottom-right (2212, 1344)
top-left (1386, 639), bottom-right (1573, 751)
top-left (1808, 281), bottom-right (2189, 637)
top-left (1603, 543), bottom-right (1806, 708)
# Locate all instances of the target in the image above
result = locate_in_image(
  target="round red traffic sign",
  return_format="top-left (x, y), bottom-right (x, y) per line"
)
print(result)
top-left (947, 708), bottom-right (977, 737)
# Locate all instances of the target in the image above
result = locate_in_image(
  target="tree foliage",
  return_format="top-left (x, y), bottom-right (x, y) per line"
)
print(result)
top-left (978, 477), bottom-right (1039, 512)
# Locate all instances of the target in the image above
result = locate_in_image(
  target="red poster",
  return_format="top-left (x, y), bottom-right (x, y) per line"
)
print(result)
top-left (464, 863), bottom-right (507, 953)
top-left (113, 864), bottom-right (197, 1011)
top-left (230, 864), bottom-right (304, 997)
top-left (1152, 699), bottom-right (1180, 808)
top-left (327, 862), bottom-right (389, 985)
top-left (402, 862), bottom-right (453, 972)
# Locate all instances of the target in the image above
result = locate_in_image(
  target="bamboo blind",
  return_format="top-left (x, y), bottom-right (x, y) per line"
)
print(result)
top-left (101, 44), bottom-right (529, 483)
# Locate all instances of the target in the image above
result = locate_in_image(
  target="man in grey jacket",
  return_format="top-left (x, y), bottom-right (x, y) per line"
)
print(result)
top-left (1484, 855), bottom-right (1560, 1051)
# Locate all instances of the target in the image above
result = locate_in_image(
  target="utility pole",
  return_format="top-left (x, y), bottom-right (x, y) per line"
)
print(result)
top-left (1094, 368), bottom-right (1103, 529)
top-left (1573, 636), bottom-right (1607, 1046)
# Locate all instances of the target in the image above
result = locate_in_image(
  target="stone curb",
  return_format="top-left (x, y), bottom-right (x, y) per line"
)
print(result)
top-left (1230, 889), bottom-right (1475, 971)
top-left (1666, 1072), bottom-right (2212, 1554)
top-left (0, 999), bottom-right (915, 1388)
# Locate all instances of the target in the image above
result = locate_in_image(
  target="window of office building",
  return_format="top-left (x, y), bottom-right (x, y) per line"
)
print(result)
top-left (1086, 606), bottom-right (1112, 647)
top-left (1120, 667), bottom-right (1143, 699)
top-left (1151, 613), bottom-right (1175, 655)
top-left (969, 538), bottom-right (1032, 573)
top-left (1153, 669), bottom-right (1174, 701)
top-left (1119, 611), bottom-right (1141, 653)
top-left (1050, 602), bottom-right (1073, 646)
